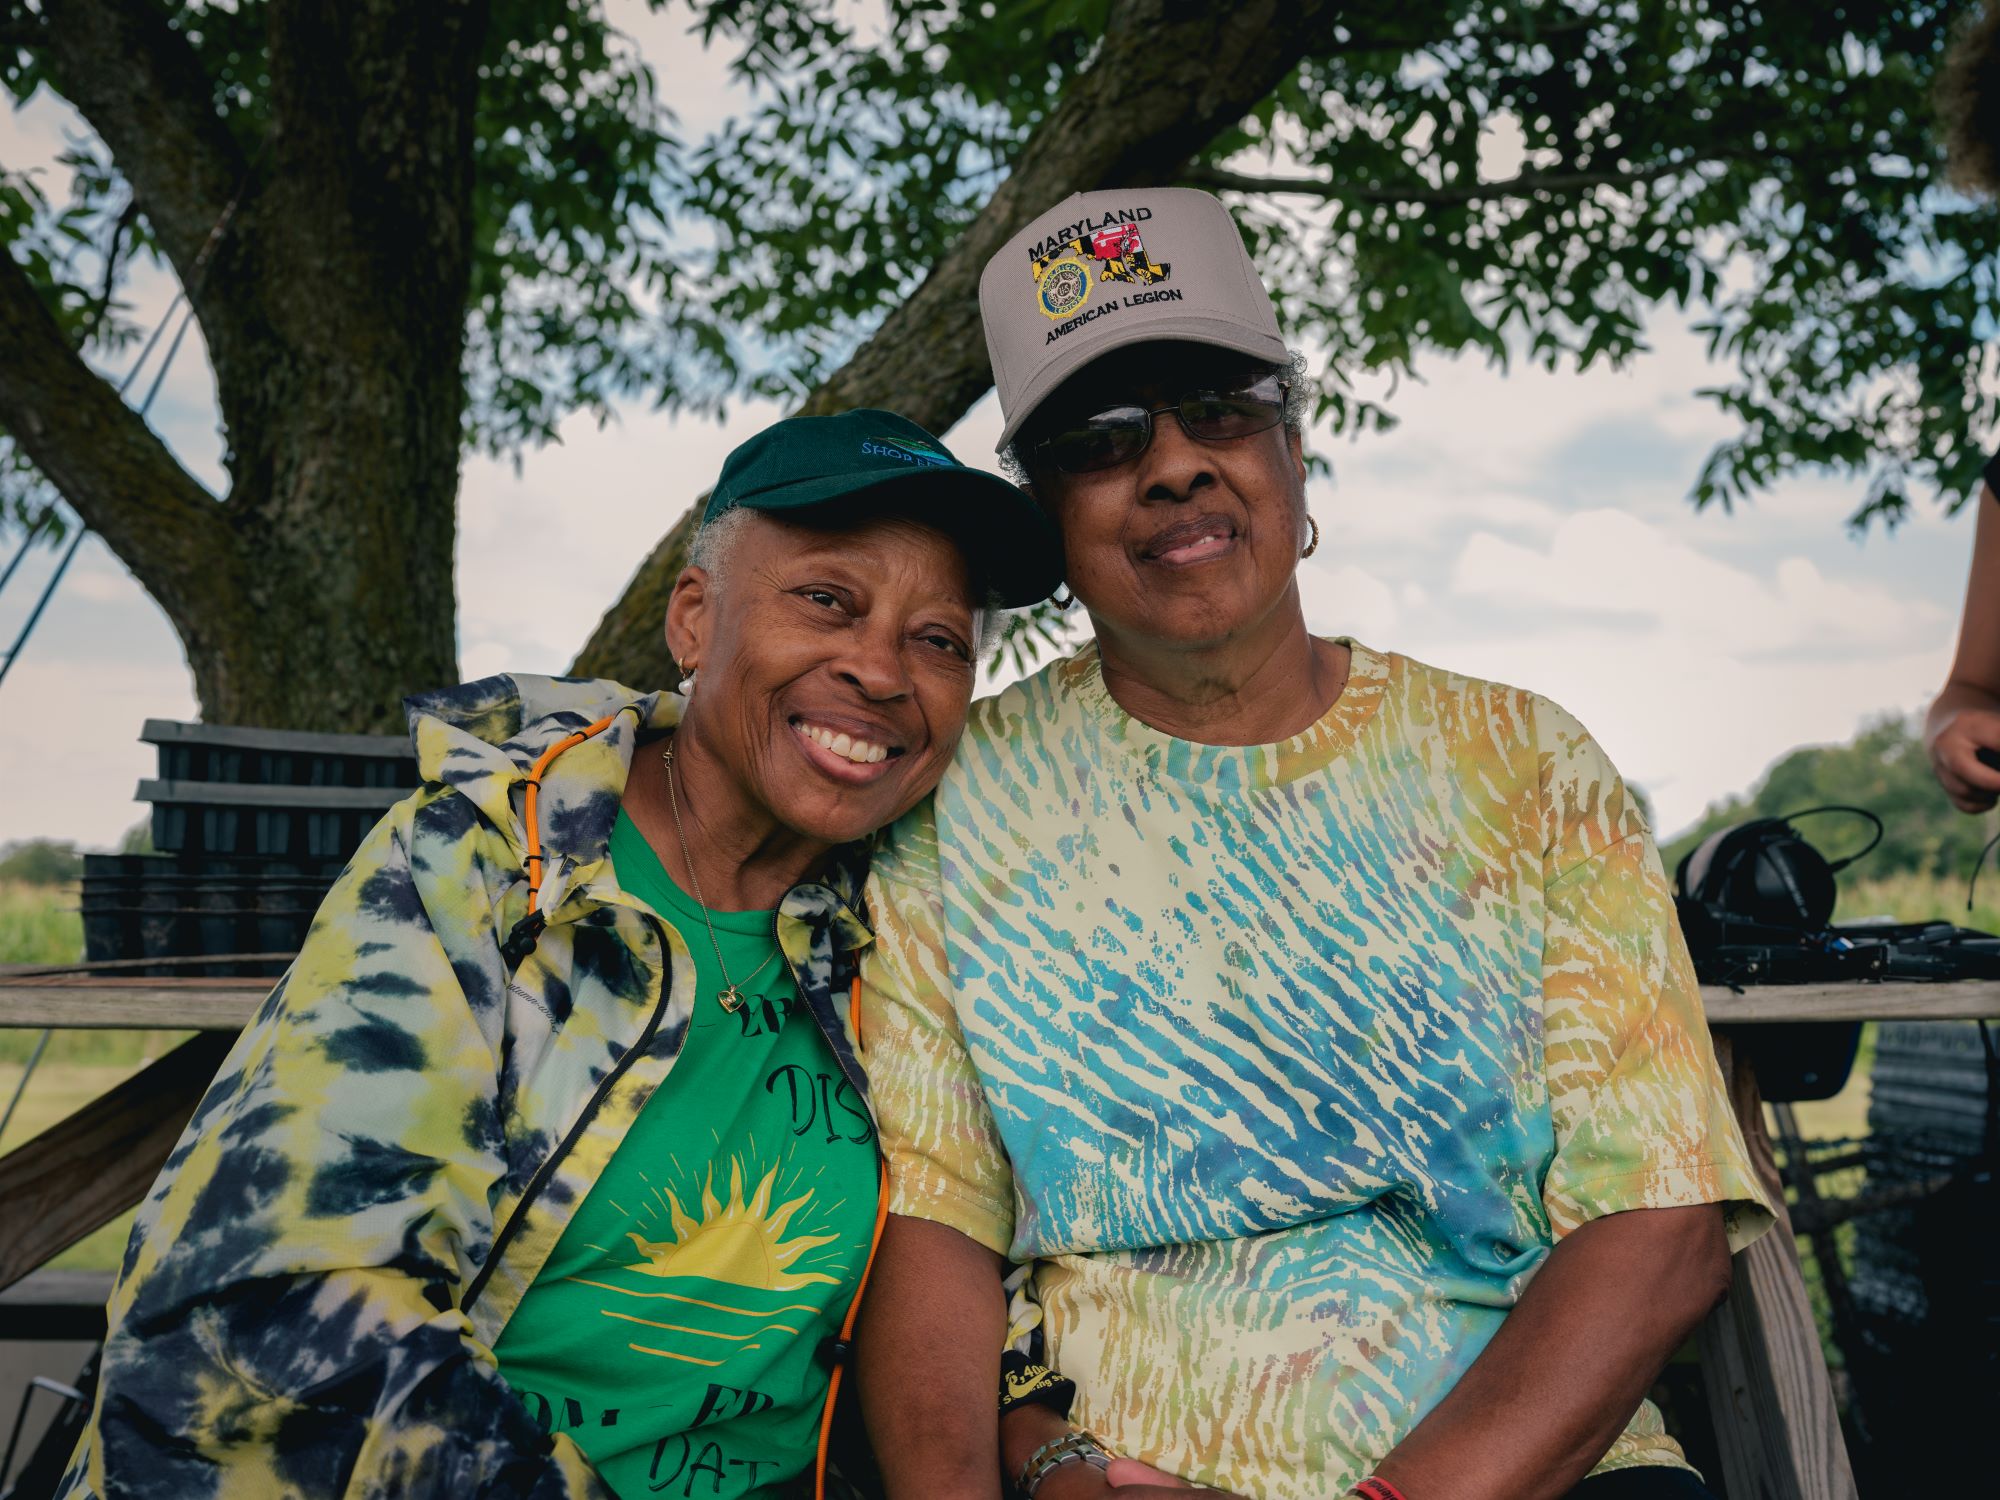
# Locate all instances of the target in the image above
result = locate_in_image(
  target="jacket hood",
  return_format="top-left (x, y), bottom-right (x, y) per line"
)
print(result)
top-left (403, 672), bottom-right (677, 879)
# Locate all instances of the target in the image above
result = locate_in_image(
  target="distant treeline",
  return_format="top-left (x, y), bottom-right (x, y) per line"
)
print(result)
top-left (1659, 715), bottom-right (2000, 895)
top-left (0, 822), bottom-right (151, 885)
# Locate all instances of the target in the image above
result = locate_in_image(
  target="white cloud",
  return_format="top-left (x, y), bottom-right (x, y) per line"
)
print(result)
top-left (0, 654), bottom-right (197, 849)
top-left (1298, 559), bottom-right (1402, 642)
top-left (1448, 508), bottom-right (1943, 653)
top-left (65, 564), bottom-right (136, 605)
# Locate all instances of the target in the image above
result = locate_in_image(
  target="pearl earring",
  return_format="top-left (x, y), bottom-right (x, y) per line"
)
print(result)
top-left (675, 659), bottom-right (699, 698)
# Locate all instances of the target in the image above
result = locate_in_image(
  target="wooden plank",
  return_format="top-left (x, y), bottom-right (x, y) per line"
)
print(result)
top-left (3, 973), bottom-right (272, 988)
top-left (1701, 980), bottom-right (2000, 1023)
top-left (0, 985), bottom-right (261, 1031)
top-left (9, 978), bottom-right (1984, 1033)
top-left (0, 1268), bottom-right (114, 1340)
top-left (0, 1031), bottom-right (237, 1293)
top-left (1697, 1034), bottom-right (1859, 1499)
top-left (1, 953), bottom-right (295, 978)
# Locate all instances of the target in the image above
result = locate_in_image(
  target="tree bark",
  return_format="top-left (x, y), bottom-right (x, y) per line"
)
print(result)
top-left (568, 0), bottom-right (1339, 688)
top-left (196, 0), bottom-right (485, 730)
top-left (4, 0), bottom-right (488, 732)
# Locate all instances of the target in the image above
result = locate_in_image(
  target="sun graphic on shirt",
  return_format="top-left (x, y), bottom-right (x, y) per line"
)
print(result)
top-left (623, 1157), bottom-right (840, 1291)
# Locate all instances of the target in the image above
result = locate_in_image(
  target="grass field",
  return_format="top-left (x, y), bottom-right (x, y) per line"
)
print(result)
top-left (0, 882), bottom-right (189, 1267)
top-left (1837, 869), bottom-right (2000, 932)
top-left (0, 879), bottom-right (83, 971)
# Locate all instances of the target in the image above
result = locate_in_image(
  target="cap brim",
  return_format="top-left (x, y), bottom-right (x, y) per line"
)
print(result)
top-left (994, 316), bottom-right (1289, 453)
top-left (734, 464), bottom-right (1064, 609)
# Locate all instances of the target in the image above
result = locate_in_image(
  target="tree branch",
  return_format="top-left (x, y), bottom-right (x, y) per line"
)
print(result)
top-left (38, 0), bottom-right (251, 291)
top-left (1186, 155), bottom-right (1725, 207)
top-left (78, 197), bottom-right (139, 343)
top-left (0, 240), bottom-right (230, 623)
top-left (570, 0), bottom-right (1343, 684)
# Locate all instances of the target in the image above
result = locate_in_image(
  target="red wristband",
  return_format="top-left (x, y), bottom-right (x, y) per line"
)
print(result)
top-left (1351, 1479), bottom-right (1409, 1500)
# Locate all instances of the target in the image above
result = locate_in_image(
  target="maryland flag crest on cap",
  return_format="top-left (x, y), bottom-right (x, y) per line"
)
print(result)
top-left (980, 188), bottom-right (1286, 451)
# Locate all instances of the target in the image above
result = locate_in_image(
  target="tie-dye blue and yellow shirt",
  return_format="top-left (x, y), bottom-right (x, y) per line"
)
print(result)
top-left (860, 639), bottom-right (1773, 1500)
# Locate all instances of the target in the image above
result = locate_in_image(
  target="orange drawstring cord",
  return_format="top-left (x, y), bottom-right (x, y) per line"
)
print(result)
top-left (502, 712), bottom-right (628, 965)
top-left (522, 712), bottom-right (624, 908)
top-left (815, 975), bottom-right (891, 1499)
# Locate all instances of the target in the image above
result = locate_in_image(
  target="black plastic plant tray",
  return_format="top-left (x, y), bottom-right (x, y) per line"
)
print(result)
top-left (142, 719), bottom-right (416, 790)
top-left (139, 779), bottom-right (405, 858)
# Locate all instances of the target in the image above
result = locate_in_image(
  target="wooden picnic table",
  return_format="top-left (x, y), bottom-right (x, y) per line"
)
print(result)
top-left (4, 972), bottom-right (1996, 1499)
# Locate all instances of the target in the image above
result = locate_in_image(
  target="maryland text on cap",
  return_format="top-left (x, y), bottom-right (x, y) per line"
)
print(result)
top-left (979, 187), bottom-right (1288, 452)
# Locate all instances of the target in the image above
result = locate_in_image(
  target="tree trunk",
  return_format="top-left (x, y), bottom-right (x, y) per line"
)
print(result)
top-left (3, 0), bottom-right (486, 733)
top-left (188, 4), bottom-right (481, 730)
top-left (567, 0), bottom-right (1338, 690)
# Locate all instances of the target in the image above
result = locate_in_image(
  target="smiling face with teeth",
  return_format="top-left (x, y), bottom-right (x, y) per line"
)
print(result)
top-left (1021, 342), bottom-right (1311, 663)
top-left (661, 510), bottom-right (982, 856)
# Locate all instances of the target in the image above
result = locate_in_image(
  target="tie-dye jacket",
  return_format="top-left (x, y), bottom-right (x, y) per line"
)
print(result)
top-left (58, 674), bottom-right (878, 1500)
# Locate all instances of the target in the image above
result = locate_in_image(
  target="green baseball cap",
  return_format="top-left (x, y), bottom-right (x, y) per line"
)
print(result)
top-left (702, 409), bottom-right (1063, 607)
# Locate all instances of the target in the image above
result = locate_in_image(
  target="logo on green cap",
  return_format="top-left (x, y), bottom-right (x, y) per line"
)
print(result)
top-left (861, 437), bottom-right (954, 469)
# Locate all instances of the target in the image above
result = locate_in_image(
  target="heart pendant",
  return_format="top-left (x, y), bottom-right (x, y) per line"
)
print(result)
top-left (718, 985), bottom-right (744, 1013)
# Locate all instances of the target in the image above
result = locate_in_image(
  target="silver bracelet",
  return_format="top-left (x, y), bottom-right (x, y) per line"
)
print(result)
top-left (1017, 1430), bottom-right (1113, 1497)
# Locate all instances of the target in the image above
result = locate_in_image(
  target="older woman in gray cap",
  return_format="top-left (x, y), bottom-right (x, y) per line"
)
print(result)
top-left (857, 191), bottom-right (1772, 1500)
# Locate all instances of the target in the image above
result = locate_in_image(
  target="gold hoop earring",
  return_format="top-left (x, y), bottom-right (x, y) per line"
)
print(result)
top-left (1301, 515), bottom-right (1320, 559)
top-left (1051, 585), bottom-right (1076, 612)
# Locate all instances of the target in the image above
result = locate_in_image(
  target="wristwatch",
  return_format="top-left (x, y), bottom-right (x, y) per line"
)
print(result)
top-left (1016, 1430), bottom-right (1113, 1497)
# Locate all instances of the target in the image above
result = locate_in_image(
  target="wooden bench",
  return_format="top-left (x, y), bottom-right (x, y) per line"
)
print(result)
top-left (8, 976), bottom-right (1998, 1498)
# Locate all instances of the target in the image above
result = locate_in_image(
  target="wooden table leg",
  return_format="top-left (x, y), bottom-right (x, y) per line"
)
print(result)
top-left (0, 1032), bottom-right (235, 1293)
top-left (1697, 1031), bottom-right (1860, 1499)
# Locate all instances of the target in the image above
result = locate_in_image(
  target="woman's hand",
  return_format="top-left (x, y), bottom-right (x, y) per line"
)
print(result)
top-left (1926, 484), bottom-right (2000, 814)
top-left (1925, 689), bottom-right (2000, 813)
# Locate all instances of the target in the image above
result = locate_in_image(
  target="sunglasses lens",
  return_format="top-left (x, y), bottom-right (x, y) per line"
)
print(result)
top-left (1034, 375), bottom-right (1287, 472)
top-left (1181, 376), bottom-right (1287, 439)
top-left (1045, 410), bottom-right (1151, 473)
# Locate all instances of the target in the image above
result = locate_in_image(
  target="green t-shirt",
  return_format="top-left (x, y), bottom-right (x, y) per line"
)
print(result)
top-left (495, 810), bottom-right (878, 1498)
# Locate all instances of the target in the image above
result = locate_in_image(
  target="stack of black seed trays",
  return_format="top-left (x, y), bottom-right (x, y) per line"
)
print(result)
top-left (80, 720), bottom-right (417, 977)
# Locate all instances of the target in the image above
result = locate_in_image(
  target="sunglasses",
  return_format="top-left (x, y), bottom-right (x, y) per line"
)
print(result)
top-left (1029, 372), bottom-right (1290, 475)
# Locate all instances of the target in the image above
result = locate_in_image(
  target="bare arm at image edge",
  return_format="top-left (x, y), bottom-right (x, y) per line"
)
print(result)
top-left (1926, 480), bottom-right (2000, 812)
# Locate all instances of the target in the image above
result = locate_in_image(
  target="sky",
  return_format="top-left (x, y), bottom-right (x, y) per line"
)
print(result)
top-left (0, 3), bottom-right (1979, 851)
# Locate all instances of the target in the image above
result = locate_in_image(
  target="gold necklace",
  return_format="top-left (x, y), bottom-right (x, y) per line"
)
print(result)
top-left (661, 741), bottom-right (781, 1013)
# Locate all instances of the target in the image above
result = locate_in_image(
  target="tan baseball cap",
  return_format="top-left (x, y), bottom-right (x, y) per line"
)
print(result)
top-left (979, 187), bottom-right (1288, 453)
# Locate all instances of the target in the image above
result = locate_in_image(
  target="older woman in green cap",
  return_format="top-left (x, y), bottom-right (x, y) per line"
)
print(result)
top-left (58, 410), bottom-right (1058, 1500)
